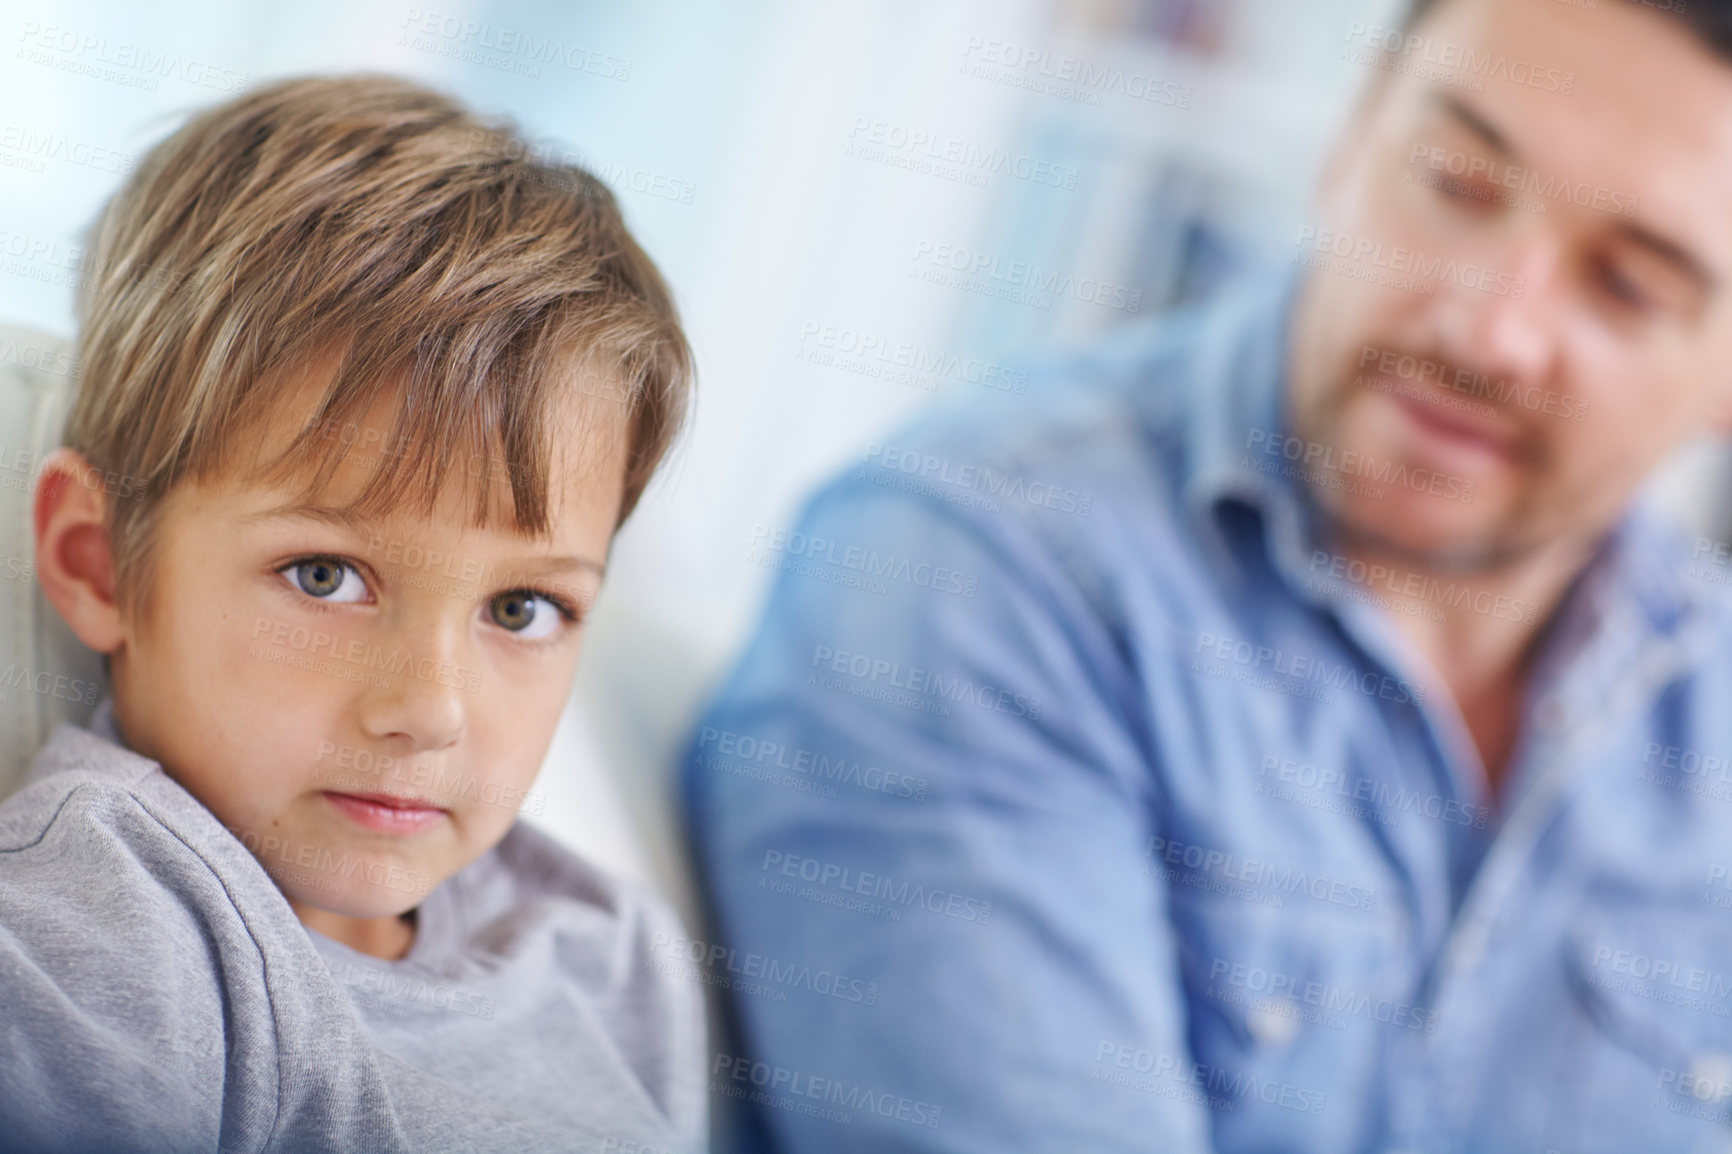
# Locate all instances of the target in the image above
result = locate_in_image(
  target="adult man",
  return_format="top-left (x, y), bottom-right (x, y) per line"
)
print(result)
top-left (684, 0), bottom-right (1732, 1149)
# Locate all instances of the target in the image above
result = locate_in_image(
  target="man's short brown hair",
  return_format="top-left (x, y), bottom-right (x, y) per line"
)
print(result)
top-left (65, 72), bottom-right (693, 625)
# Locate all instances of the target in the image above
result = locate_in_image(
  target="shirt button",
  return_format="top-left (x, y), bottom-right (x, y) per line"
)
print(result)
top-left (1247, 1000), bottom-right (1300, 1049)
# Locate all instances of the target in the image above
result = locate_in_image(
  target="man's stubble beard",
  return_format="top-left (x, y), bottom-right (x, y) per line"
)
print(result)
top-left (1293, 376), bottom-right (1551, 577)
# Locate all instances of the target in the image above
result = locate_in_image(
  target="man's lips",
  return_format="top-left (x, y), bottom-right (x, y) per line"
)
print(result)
top-left (321, 791), bottom-right (448, 834)
top-left (1383, 386), bottom-right (1520, 462)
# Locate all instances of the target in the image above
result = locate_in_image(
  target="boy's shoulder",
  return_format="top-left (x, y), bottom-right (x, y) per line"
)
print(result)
top-left (454, 815), bottom-right (694, 981)
top-left (2, 710), bottom-right (256, 886)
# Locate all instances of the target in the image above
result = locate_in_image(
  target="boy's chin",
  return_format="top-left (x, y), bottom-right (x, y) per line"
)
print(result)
top-left (266, 863), bottom-right (440, 921)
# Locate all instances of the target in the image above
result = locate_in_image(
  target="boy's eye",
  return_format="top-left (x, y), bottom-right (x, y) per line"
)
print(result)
top-left (280, 555), bottom-right (576, 644)
top-left (285, 557), bottom-right (367, 603)
top-left (488, 591), bottom-right (564, 642)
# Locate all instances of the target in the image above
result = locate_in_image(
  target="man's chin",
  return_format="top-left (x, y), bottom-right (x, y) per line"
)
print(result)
top-left (1321, 490), bottom-right (1523, 574)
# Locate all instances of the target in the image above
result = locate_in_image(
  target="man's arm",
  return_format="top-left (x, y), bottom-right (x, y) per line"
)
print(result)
top-left (685, 472), bottom-right (1213, 1154)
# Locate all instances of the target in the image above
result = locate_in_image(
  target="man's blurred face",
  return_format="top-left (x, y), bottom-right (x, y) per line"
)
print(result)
top-left (1288, 0), bottom-right (1732, 570)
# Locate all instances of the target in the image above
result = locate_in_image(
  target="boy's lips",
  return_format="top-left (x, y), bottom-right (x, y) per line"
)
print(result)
top-left (321, 790), bottom-right (448, 834)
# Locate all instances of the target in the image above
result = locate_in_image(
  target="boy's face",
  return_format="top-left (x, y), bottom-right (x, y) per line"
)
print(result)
top-left (108, 360), bottom-right (625, 926)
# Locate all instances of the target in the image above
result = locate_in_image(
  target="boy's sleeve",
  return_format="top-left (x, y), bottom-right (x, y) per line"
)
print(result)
top-left (683, 476), bottom-right (1215, 1154)
top-left (0, 780), bottom-right (414, 1154)
top-left (0, 784), bottom-right (248, 1152)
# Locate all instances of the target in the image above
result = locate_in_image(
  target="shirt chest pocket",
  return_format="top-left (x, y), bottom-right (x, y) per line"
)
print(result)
top-left (1166, 888), bottom-right (1408, 1152)
top-left (1172, 895), bottom-right (1411, 1043)
top-left (1566, 905), bottom-right (1732, 1126)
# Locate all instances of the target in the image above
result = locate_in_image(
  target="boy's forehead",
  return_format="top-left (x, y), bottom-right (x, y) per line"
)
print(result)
top-left (238, 344), bottom-right (630, 524)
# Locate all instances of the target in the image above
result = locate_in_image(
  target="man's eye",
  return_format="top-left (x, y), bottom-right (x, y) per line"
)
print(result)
top-left (282, 557), bottom-right (368, 603)
top-left (1434, 176), bottom-right (1495, 213)
top-left (1594, 257), bottom-right (1654, 311)
top-left (488, 591), bottom-right (573, 642)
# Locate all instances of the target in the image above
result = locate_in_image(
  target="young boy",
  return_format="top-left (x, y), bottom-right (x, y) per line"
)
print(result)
top-left (0, 74), bottom-right (704, 1153)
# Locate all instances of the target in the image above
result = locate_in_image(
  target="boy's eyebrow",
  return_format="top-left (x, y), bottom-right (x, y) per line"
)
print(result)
top-left (238, 503), bottom-right (606, 577)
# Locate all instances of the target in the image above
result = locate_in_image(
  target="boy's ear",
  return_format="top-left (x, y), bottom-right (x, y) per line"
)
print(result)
top-left (33, 448), bottom-right (126, 656)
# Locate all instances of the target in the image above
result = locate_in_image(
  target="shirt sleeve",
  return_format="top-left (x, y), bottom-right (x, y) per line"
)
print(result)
top-left (0, 778), bottom-right (420, 1154)
top-left (682, 471), bottom-right (1216, 1154)
top-left (0, 782), bottom-right (259, 1152)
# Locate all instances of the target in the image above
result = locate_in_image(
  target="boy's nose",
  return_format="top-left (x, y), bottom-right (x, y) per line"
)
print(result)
top-left (354, 624), bottom-right (471, 753)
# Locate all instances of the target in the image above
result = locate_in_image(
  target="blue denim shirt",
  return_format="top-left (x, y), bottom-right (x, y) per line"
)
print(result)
top-left (681, 266), bottom-right (1732, 1154)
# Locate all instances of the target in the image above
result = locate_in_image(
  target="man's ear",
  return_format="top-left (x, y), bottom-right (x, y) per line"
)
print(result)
top-left (33, 448), bottom-right (125, 656)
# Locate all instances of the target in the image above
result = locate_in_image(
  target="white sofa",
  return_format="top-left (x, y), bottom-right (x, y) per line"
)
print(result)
top-left (0, 323), bottom-right (108, 788)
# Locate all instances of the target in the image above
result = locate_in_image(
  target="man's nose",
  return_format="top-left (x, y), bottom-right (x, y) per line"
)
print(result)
top-left (1434, 232), bottom-right (1564, 387)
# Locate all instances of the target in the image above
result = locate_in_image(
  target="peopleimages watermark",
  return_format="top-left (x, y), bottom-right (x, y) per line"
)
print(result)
top-left (1685, 539), bottom-right (1732, 591)
top-left (1405, 143), bottom-right (1637, 219)
top-left (0, 230), bottom-right (190, 299)
top-left (0, 334), bottom-right (80, 378)
top-left (0, 664), bottom-right (102, 708)
top-left (909, 239), bottom-right (1142, 313)
top-left (1637, 740), bottom-right (1732, 807)
top-left (1358, 345), bottom-right (1588, 423)
top-left (1245, 427), bottom-right (1477, 504)
top-left (1296, 226), bottom-right (1525, 299)
top-left (845, 117), bottom-right (1079, 190)
top-left (459, 128), bottom-right (694, 206)
top-left (694, 727), bottom-right (929, 801)
top-left (399, 8), bottom-right (632, 81)
top-left (809, 644), bottom-right (1043, 722)
top-left (248, 616), bottom-right (484, 695)
top-left (320, 954), bottom-right (496, 1020)
top-left (0, 123), bottom-right (134, 176)
top-left (648, 931), bottom-right (880, 1008)
top-left (1092, 1042), bottom-right (1326, 1115)
top-left (354, 530), bottom-right (600, 618)
top-left (746, 524), bottom-right (980, 599)
top-left (14, 23), bottom-right (249, 94)
top-left (759, 849), bottom-right (994, 925)
top-left (859, 443), bottom-right (1092, 519)
top-left (1144, 835), bottom-right (1377, 913)
top-left (1656, 1066), bottom-right (1732, 1118)
top-left (1257, 754), bottom-right (1489, 831)
top-left (1205, 956), bottom-right (1440, 1034)
top-left (712, 1053), bottom-right (943, 1130)
top-left (1190, 629), bottom-right (1426, 707)
top-left (1342, 21), bottom-right (1575, 95)
top-left (1586, 942), bottom-right (1732, 1012)
top-left (312, 740), bottom-right (546, 817)
top-left (1306, 549), bottom-right (1539, 627)
top-left (796, 323), bottom-right (1028, 396)
top-left (224, 826), bottom-right (435, 898)
top-left (957, 37), bottom-right (1192, 109)
top-left (0, 439), bottom-right (149, 504)
top-left (0, 228), bottom-right (82, 289)
top-left (599, 1141), bottom-right (677, 1154)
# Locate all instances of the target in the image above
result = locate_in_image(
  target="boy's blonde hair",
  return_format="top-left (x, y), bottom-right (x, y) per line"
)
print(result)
top-left (65, 73), bottom-right (693, 625)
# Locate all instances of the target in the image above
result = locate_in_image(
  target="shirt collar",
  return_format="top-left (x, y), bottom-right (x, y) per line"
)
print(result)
top-left (1179, 260), bottom-right (1319, 593)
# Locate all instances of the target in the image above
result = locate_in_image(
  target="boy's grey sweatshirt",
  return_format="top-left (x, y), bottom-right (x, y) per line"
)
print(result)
top-left (0, 695), bottom-right (707, 1153)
